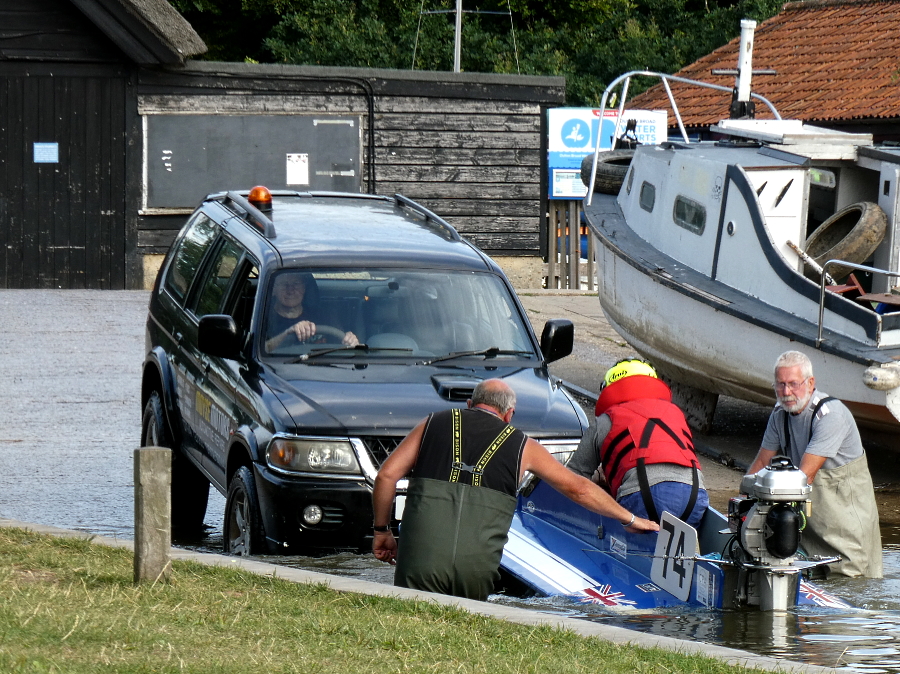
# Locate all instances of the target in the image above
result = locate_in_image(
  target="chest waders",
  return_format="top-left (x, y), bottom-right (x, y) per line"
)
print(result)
top-left (780, 397), bottom-right (883, 578)
top-left (395, 409), bottom-right (523, 601)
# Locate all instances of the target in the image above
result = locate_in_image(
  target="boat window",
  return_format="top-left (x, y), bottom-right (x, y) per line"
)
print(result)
top-left (626, 167), bottom-right (635, 195)
top-left (639, 182), bottom-right (655, 212)
top-left (673, 196), bottom-right (706, 235)
top-left (809, 168), bottom-right (836, 189)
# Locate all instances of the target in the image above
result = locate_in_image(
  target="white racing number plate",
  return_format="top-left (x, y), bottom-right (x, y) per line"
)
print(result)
top-left (650, 511), bottom-right (698, 602)
top-left (394, 495), bottom-right (406, 520)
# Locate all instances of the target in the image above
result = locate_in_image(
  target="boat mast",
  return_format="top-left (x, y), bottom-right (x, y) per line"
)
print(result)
top-left (731, 19), bottom-right (757, 119)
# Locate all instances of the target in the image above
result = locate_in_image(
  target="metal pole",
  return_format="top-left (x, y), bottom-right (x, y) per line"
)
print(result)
top-left (454, 0), bottom-right (462, 72)
top-left (736, 20), bottom-right (757, 104)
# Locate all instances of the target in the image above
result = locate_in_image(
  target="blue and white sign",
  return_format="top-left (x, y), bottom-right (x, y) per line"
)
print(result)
top-left (547, 108), bottom-right (667, 199)
top-left (33, 142), bottom-right (59, 164)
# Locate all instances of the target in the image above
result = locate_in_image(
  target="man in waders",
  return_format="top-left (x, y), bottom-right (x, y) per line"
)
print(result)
top-left (568, 358), bottom-right (708, 526)
top-left (746, 350), bottom-right (883, 578)
top-left (372, 379), bottom-right (659, 601)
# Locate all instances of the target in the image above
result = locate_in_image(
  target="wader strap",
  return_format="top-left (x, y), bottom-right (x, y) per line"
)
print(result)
top-left (448, 409), bottom-right (515, 486)
top-left (678, 461), bottom-right (700, 521)
top-left (636, 458), bottom-right (660, 523)
top-left (809, 396), bottom-right (837, 436)
top-left (779, 396), bottom-right (837, 465)
top-left (450, 409), bottom-right (463, 483)
top-left (471, 425), bottom-right (516, 487)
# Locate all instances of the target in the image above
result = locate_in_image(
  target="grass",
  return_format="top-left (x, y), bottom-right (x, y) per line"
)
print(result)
top-left (0, 527), bottom-right (771, 674)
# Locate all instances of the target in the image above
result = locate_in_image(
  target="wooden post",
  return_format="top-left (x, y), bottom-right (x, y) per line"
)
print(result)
top-left (586, 231), bottom-right (596, 291)
top-left (567, 200), bottom-right (579, 289)
top-left (134, 447), bottom-right (172, 584)
top-left (547, 203), bottom-right (559, 289)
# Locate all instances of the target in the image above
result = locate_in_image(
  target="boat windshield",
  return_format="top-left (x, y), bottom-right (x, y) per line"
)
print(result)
top-left (262, 269), bottom-right (536, 362)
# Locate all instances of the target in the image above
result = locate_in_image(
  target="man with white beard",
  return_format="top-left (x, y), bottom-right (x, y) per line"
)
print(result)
top-left (746, 350), bottom-right (882, 578)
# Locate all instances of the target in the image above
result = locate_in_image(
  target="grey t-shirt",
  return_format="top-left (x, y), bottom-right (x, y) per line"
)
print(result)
top-left (760, 389), bottom-right (863, 470)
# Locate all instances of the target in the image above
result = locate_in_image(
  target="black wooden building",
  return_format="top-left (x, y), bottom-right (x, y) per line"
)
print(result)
top-left (1, 0), bottom-right (564, 290)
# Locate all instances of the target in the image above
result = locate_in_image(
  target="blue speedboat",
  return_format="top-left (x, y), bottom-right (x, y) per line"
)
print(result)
top-left (499, 461), bottom-right (851, 611)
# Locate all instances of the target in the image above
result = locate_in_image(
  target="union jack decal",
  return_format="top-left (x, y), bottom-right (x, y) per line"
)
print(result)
top-left (577, 584), bottom-right (638, 608)
top-left (798, 580), bottom-right (852, 609)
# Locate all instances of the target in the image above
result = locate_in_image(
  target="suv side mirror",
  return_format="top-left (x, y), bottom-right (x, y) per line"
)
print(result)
top-left (198, 315), bottom-right (242, 359)
top-left (540, 319), bottom-right (574, 364)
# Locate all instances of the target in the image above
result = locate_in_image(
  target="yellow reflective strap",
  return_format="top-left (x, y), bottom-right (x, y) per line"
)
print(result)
top-left (472, 425), bottom-right (515, 487)
top-left (450, 408), bottom-right (462, 483)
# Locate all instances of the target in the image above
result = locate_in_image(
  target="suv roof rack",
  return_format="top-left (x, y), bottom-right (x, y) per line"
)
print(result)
top-left (393, 194), bottom-right (461, 241)
top-left (210, 189), bottom-right (461, 242)
top-left (220, 191), bottom-right (277, 239)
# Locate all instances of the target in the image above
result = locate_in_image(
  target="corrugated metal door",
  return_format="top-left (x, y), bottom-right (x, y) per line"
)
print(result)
top-left (0, 67), bottom-right (127, 288)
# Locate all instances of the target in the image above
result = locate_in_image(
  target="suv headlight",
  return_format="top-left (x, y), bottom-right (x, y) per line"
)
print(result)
top-left (266, 437), bottom-right (362, 475)
top-left (540, 439), bottom-right (580, 466)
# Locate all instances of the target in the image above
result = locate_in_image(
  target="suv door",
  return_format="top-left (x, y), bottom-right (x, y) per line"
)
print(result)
top-left (157, 211), bottom-right (220, 473)
top-left (188, 238), bottom-right (259, 489)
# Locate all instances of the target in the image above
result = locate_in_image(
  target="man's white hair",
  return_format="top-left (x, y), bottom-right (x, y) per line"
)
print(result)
top-left (774, 350), bottom-right (813, 380)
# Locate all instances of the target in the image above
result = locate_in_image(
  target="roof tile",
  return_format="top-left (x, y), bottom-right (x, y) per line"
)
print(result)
top-left (629, 0), bottom-right (900, 125)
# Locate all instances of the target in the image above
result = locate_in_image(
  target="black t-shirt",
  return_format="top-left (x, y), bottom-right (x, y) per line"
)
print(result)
top-left (413, 408), bottom-right (526, 497)
top-left (267, 305), bottom-right (331, 344)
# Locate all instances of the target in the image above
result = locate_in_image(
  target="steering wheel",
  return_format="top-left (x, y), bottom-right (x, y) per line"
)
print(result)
top-left (309, 325), bottom-right (347, 343)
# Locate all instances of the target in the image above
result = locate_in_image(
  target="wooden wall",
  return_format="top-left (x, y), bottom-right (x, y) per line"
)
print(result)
top-left (0, 0), bottom-right (133, 289)
top-left (0, 0), bottom-right (123, 63)
top-left (135, 63), bottom-right (564, 265)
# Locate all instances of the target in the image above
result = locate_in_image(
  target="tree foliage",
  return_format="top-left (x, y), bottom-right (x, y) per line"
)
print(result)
top-left (168, 0), bottom-right (783, 104)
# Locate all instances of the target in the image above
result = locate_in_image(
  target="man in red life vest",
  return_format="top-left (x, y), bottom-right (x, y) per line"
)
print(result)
top-left (568, 359), bottom-right (708, 526)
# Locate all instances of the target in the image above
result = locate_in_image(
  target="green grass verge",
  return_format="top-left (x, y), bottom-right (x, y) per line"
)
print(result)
top-left (0, 527), bottom-right (769, 674)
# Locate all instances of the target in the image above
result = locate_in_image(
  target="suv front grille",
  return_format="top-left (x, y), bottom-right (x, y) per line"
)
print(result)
top-left (358, 436), bottom-right (403, 468)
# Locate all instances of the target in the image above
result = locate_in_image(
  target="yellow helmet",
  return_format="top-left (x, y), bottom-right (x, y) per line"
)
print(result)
top-left (603, 358), bottom-right (657, 386)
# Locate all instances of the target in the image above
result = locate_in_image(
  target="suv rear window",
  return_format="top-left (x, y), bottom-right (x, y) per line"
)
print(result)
top-left (164, 213), bottom-right (218, 303)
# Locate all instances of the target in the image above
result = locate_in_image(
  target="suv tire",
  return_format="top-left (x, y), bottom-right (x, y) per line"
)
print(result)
top-left (141, 391), bottom-right (210, 539)
top-left (224, 465), bottom-right (266, 556)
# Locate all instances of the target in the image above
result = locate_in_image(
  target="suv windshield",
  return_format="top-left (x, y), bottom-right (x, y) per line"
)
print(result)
top-left (262, 269), bottom-right (536, 361)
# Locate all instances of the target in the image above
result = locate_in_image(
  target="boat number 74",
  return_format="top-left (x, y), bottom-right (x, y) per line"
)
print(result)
top-left (650, 511), bottom-right (698, 602)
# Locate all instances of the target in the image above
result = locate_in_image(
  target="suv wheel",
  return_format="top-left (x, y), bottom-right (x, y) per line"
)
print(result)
top-left (141, 391), bottom-right (210, 539)
top-left (224, 465), bottom-right (266, 556)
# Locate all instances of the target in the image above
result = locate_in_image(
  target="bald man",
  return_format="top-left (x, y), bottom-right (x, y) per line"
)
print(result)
top-left (373, 378), bottom-right (658, 601)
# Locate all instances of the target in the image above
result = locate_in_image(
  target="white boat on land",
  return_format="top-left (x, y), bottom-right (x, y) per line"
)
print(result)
top-left (582, 20), bottom-right (900, 436)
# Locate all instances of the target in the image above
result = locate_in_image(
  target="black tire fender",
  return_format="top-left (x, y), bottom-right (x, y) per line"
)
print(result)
top-left (224, 465), bottom-right (266, 556)
top-left (806, 201), bottom-right (887, 281)
top-left (580, 150), bottom-right (635, 195)
top-left (141, 390), bottom-right (210, 539)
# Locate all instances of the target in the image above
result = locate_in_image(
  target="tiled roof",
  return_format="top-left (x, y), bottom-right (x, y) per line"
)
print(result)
top-left (628, 0), bottom-right (900, 126)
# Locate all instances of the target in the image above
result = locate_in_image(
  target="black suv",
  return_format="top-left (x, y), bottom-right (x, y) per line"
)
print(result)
top-left (142, 188), bottom-right (586, 555)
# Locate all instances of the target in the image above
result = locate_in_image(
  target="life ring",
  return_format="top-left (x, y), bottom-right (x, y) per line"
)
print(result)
top-left (805, 201), bottom-right (887, 281)
top-left (580, 150), bottom-right (635, 195)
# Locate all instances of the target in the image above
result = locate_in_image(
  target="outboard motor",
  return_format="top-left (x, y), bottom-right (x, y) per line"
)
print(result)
top-left (726, 457), bottom-right (831, 610)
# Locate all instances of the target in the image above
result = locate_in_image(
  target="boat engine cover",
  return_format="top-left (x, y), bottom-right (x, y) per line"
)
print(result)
top-left (745, 462), bottom-right (811, 502)
top-left (764, 503), bottom-right (801, 559)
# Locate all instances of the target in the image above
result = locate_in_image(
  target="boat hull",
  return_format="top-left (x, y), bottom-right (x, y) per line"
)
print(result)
top-left (582, 177), bottom-right (900, 435)
top-left (499, 480), bottom-right (851, 611)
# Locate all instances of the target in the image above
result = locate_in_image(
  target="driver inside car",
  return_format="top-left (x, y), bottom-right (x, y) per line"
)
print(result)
top-left (265, 272), bottom-right (359, 351)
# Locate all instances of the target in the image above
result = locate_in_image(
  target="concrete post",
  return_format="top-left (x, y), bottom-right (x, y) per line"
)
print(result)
top-left (134, 447), bottom-right (172, 584)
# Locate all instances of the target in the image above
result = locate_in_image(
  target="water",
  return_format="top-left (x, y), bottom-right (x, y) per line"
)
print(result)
top-left (483, 543), bottom-right (900, 672)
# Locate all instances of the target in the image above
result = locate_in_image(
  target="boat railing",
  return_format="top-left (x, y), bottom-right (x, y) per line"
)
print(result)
top-left (817, 260), bottom-right (900, 347)
top-left (586, 70), bottom-right (781, 206)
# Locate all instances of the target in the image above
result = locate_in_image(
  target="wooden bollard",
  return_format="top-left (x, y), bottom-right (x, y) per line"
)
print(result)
top-left (134, 447), bottom-right (172, 584)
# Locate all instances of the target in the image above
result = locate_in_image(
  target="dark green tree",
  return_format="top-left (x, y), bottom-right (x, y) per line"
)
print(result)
top-left (167, 0), bottom-right (783, 105)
